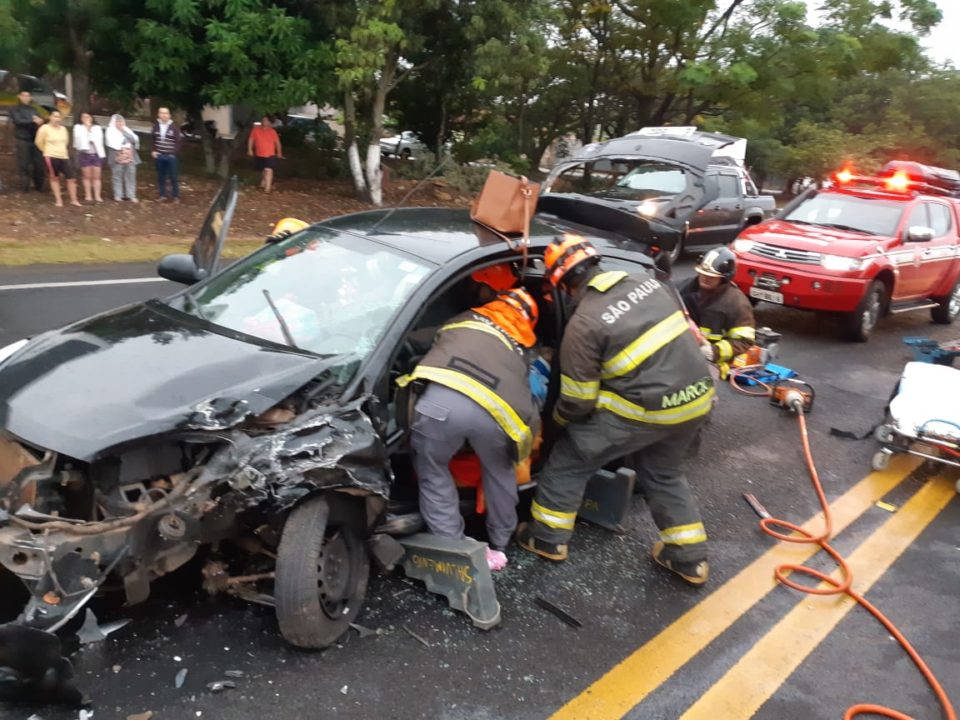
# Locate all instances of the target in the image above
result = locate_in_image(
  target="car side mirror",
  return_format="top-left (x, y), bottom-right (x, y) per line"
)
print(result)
top-left (157, 253), bottom-right (207, 285)
top-left (906, 226), bottom-right (935, 243)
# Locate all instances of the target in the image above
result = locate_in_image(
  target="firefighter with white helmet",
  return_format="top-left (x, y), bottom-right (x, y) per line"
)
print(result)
top-left (680, 246), bottom-right (756, 379)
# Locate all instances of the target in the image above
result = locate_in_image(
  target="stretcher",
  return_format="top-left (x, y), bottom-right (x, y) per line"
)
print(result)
top-left (872, 361), bottom-right (960, 492)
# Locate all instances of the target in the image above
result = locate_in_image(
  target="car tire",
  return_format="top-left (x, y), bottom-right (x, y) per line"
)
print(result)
top-left (666, 233), bottom-right (684, 265)
top-left (275, 494), bottom-right (369, 649)
top-left (842, 280), bottom-right (886, 342)
top-left (930, 280), bottom-right (960, 324)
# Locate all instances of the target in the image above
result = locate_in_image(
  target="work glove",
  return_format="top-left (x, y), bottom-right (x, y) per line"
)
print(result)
top-left (700, 342), bottom-right (716, 362)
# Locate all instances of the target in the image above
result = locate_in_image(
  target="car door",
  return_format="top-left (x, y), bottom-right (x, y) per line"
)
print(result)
top-left (894, 202), bottom-right (945, 299)
top-left (687, 173), bottom-right (742, 250)
top-left (917, 201), bottom-right (957, 295)
top-left (189, 177), bottom-right (239, 277)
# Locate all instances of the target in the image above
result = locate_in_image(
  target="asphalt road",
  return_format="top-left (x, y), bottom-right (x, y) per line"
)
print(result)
top-left (0, 260), bottom-right (957, 720)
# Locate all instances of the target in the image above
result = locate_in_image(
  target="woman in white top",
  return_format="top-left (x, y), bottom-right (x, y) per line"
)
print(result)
top-left (105, 114), bottom-right (141, 202)
top-left (72, 112), bottom-right (106, 202)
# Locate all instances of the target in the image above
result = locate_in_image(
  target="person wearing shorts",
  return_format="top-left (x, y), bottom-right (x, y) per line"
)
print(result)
top-left (35, 110), bottom-right (80, 207)
top-left (248, 115), bottom-right (283, 193)
top-left (73, 112), bottom-right (106, 203)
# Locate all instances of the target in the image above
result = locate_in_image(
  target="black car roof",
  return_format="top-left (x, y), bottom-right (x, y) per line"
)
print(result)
top-left (317, 207), bottom-right (652, 266)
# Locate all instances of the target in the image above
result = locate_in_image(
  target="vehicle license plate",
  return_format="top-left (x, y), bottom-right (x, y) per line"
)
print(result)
top-left (749, 287), bottom-right (783, 304)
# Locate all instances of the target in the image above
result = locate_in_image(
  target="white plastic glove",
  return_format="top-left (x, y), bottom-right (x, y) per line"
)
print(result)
top-left (700, 342), bottom-right (716, 362)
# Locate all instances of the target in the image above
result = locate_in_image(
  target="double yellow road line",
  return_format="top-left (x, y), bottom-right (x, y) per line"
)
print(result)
top-left (551, 455), bottom-right (957, 720)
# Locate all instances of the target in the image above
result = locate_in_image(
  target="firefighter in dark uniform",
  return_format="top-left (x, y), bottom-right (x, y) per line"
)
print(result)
top-left (679, 247), bottom-right (756, 380)
top-left (398, 289), bottom-right (540, 572)
top-left (517, 235), bottom-right (714, 585)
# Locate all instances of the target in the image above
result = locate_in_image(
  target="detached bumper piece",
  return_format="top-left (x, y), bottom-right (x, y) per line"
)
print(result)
top-left (398, 533), bottom-right (501, 630)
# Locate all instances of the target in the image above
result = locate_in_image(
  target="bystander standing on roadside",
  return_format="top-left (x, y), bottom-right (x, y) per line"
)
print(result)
top-left (151, 106), bottom-right (181, 202)
top-left (105, 114), bottom-right (141, 203)
top-left (248, 115), bottom-right (283, 193)
top-left (72, 112), bottom-right (105, 203)
top-left (9, 90), bottom-right (45, 192)
top-left (34, 110), bottom-right (80, 207)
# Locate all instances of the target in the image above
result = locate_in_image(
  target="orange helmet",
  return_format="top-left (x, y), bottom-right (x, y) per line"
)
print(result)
top-left (544, 234), bottom-right (598, 287)
top-left (497, 288), bottom-right (539, 327)
top-left (473, 287), bottom-right (539, 347)
top-left (471, 263), bottom-right (517, 291)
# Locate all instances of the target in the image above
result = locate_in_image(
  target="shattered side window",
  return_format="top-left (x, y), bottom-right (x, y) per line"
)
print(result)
top-left (182, 229), bottom-right (435, 356)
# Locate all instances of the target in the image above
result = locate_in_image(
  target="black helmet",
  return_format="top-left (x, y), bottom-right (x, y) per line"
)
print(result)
top-left (695, 246), bottom-right (736, 282)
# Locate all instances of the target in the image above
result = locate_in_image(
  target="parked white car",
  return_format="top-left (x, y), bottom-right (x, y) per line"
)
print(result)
top-left (380, 130), bottom-right (427, 159)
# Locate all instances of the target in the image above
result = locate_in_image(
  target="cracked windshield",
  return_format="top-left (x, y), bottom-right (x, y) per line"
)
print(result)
top-left (186, 229), bottom-right (432, 355)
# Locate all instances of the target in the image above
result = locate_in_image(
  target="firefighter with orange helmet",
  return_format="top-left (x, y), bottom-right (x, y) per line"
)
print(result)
top-left (397, 288), bottom-right (541, 572)
top-left (517, 234), bottom-right (714, 585)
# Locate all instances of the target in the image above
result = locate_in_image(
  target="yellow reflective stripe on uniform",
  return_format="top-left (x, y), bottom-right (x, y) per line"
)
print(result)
top-left (531, 500), bottom-right (577, 530)
top-left (727, 326), bottom-right (756, 341)
top-left (587, 270), bottom-right (628, 292)
top-left (699, 326), bottom-right (723, 341)
top-left (560, 374), bottom-right (600, 400)
top-left (596, 387), bottom-right (714, 425)
top-left (601, 311), bottom-right (689, 380)
top-left (552, 407), bottom-right (569, 427)
top-left (399, 366), bottom-right (533, 459)
top-left (660, 521), bottom-right (707, 545)
top-left (716, 339), bottom-right (734, 361)
top-left (440, 320), bottom-right (513, 352)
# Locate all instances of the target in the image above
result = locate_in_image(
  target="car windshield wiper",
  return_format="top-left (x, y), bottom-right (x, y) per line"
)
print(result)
top-left (814, 222), bottom-right (874, 235)
top-left (262, 289), bottom-right (299, 349)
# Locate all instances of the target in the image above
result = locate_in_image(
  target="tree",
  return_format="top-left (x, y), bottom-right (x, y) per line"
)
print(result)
top-left (0, 0), bottom-right (24, 69)
top-left (128, 0), bottom-right (334, 176)
top-left (336, 0), bottom-right (442, 205)
top-left (11, 0), bottom-right (128, 115)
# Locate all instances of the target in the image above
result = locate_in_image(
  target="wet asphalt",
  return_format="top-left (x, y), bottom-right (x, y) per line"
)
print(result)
top-left (0, 260), bottom-right (957, 720)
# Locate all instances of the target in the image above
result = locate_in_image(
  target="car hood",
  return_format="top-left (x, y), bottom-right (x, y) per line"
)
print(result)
top-left (0, 301), bottom-right (335, 462)
top-left (741, 220), bottom-right (893, 255)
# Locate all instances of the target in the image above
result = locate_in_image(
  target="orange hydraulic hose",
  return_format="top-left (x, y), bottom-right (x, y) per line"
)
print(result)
top-left (738, 377), bottom-right (957, 720)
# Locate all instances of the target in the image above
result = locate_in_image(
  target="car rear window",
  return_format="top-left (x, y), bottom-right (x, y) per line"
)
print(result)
top-left (546, 160), bottom-right (688, 200)
top-left (783, 193), bottom-right (905, 236)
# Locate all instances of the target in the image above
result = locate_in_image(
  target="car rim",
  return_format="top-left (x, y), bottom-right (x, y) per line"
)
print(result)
top-left (863, 291), bottom-right (880, 333)
top-left (949, 285), bottom-right (960, 318)
top-left (319, 530), bottom-right (353, 619)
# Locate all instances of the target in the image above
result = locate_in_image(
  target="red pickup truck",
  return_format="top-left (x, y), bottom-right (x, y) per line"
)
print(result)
top-left (730, 163), bottom-right (960, 341)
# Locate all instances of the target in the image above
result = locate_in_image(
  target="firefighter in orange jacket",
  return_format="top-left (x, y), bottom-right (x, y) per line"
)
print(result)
top-left (398, 289), bottom-right (540, 572)
top-left (517, 235), bottom-right (714, 585)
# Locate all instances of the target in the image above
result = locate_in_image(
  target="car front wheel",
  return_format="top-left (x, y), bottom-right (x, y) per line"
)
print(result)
top-left (931, 280), bottom-right (960, 324)
top-left (275, 494), bottom-right (369, 649)
top-left (842, 280), bottom-right (886, 342)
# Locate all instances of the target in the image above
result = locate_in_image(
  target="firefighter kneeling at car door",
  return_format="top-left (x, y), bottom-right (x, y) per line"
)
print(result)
top-left (680, 246), bottom-right (756, 380)
top-left (517, 234), bottom-right (714, 586)
top-left (398, 289), bottom-right (541, 572)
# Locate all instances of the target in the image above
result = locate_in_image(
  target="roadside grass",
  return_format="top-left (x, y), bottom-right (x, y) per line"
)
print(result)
top-left (0, 235), bottom-right (265, 266)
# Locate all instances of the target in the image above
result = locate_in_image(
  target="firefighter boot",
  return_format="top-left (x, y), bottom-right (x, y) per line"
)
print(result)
top-left (516, 523), bottom-right (568, 562)
top-left (652, 541), bottom-right (709, 586)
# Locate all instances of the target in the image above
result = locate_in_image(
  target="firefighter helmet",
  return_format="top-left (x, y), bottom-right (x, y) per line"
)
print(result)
top-left (543, 234), bottom-right (599, 288)
top-left (497, 287), bottom-right (539, 327)
top-left (695, 246), bottom-right (736, 282)
top-left (471, 263), bottom-right (517, 292)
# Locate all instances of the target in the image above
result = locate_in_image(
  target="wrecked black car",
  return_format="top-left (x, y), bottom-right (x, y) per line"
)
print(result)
top-left (540, 126), bottom-right (774, 264)
top-left (0, 179), bottom-right (663, 681)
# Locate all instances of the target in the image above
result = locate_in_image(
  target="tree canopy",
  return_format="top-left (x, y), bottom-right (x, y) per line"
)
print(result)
top-left (4, 0), bottom-right (957, 200)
